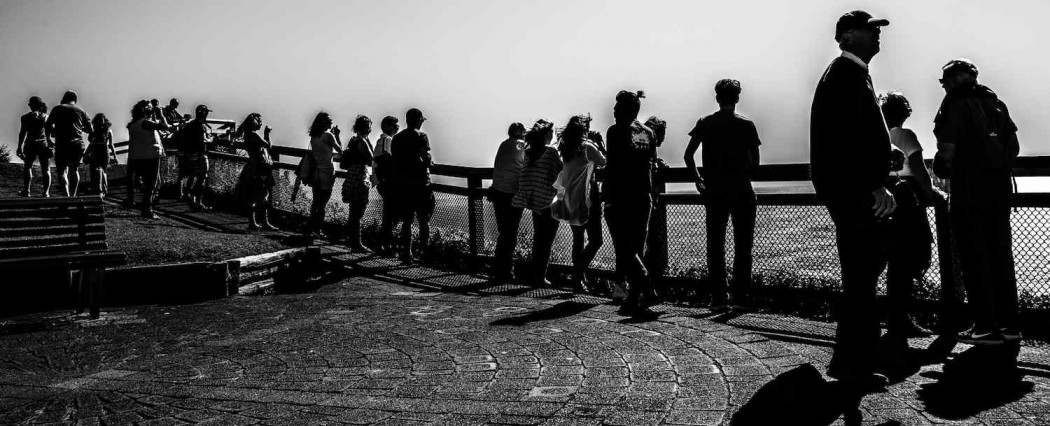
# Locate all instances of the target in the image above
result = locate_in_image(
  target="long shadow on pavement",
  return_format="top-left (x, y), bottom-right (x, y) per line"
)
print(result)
top-left (917, 343), bottom-right (1034, 420)
top-left (489, 301), bottom-right (597, 326)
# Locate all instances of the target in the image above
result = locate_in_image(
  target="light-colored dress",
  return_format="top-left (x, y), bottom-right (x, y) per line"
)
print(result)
top-left (310, 131), bottom-right (338, 191)
top-left (551, 141), bottom-right (607, 225)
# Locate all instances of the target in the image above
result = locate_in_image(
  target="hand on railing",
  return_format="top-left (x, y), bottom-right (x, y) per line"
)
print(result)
top-left (694, 180), bottom-right (706, 194)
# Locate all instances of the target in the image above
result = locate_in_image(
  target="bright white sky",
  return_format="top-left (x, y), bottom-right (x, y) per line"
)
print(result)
top-left (1, 0), bottom-right (1046, 167)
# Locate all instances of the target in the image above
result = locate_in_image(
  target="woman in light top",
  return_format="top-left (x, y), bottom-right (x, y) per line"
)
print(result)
top-left (340, 115), bottom-right (375, 252)
top-left (880, 91), bottom-right (946, 337)
top-left (237, 113), bottom-right (277, 230)
top-left (512, 119), bottom-right (562, 287)
top-left (305, 112), bottom-right (342, 238)
top-left (87, 113), bottom-right (116, 196)
top-left (553, 115), bottom-right (607, 293)
top-left (125, 100), bottom-right (169, 219)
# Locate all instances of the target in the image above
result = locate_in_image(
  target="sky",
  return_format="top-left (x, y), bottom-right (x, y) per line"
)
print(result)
top-left (1, 0), bottom-right (1047, 168)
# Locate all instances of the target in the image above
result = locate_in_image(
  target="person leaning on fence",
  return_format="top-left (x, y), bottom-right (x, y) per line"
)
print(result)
top-left (124, 100), bottom-right (170, 219)
top-left (162, 98), bottom-right (184, 129)
top-left (46, 90), bottom-right (93, 197)
top-left (372, 116), bottom-right (400, 253)
top-left (684, 78), bottom-right (762, 312)
top-left (16, 96), bottom-right (53, 197)
top-left (178, 105), bottom-right (215, 211)
top-left (932, 59), bottom-right (1021, 346)
top-left (236, 112), bottom-right (277, 231)
top-left (489, 122), bottom-right (527, 282)
top-left (304, 112), bottom-right (343, 238)
top-left (809, 10), bottom-right (895, 391)
top-left (86, 113), bottom-right (117, 197)
top-left (604, 90), bottom-right (660, 317)
top-left (340, 115), bottom-right (376, 253)
top-left (878, 91), bottom-right (945, 338)
top-left (512, 119), bottom-right (562, 287)
top-left (391, 108), bottom-right (435, 262)
top-left (552, 116), bottom-right (607, 293)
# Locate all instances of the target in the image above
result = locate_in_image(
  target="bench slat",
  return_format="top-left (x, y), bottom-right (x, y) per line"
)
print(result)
top-left (0, 206), bottom-right (104, 220)
top-left (0, 196), bottom-right (104, 209)
top-left (1, 224), bottom-right (106, 239)
top-left (0, 215), bottom-right (106, 229)
top-left (0, 250), bottom-right (126, 270)
top-left (0, 241), bottom-right (109, 257)
top-left (0, 233), bottom-right (107, 249)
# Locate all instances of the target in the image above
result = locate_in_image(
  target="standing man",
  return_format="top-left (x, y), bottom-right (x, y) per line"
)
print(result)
top-left (604, 90), bottom-right (659, 317)
top-left (16, 96), bottom-right (53, 197)
top-left (46, 90), bottom-right (93, 197)
top-left (490, 122), bottom-right (527, 282)
top-left (810, 10), bottom-right (895, 389)
top-left (391, 108), bottom-right (434, 263)
top-left (179, 105), bottom-right (214, 210)
top-left (372, 116), bottom-right (400, 253)
top-left (684, 79), bottom-right (762, 311)
top-left (162, 98), bottom-right (183, 126)
top-left (932, 59), bottom-right (1020, 345)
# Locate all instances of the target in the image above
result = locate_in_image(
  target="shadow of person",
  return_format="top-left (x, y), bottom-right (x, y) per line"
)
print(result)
top-left (731, 363), bottom-right (864, 426)
top-left (489, 301), bottom-right (596, 326)
top-left (917, 343), bottom-right (1033, 420)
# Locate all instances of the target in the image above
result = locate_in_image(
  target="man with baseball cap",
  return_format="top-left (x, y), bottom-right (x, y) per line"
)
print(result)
top-left (932, 58), bottom-right (1021, 347)
top-left (810, 9), bottom-right (894, 391)
top-left (177, 104), bottom-right (214, 210)
top-left (390, 107), bottom-right (435, 262)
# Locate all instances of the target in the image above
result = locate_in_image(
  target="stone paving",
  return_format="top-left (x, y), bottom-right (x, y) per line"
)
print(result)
top-left (3, 265), bottom-right (1050, 425)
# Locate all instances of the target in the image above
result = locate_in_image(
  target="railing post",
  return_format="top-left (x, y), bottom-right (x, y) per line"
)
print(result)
top-left (467, 175), bottom-right (485, 269)
top-left (645, 170), bottom-right (669, 280)
top-left (933, 202), bottom-right (962, 330)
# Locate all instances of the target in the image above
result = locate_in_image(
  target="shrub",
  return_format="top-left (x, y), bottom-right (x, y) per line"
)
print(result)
top-left (0, 145), bottom-right (11, 163)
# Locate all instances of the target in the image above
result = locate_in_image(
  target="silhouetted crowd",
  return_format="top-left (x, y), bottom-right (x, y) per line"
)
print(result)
top-left (14, 7), bottom-right (1023, 400)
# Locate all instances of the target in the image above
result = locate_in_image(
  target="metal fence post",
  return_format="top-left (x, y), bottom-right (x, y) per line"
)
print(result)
top-left (467, 175), bottom-right (484, 269)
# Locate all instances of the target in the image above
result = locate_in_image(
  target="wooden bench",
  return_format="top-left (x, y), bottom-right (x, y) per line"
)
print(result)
top-left (0, 196), bottom-right (127, 318)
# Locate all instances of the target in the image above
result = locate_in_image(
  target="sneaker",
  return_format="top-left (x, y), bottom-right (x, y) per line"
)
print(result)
top-left (610, 283), bottom-right (628, 301)
top-left (1000, 327), bottom-right (1022, 342)
top-left (956, 328), bottom-right (1005, 346)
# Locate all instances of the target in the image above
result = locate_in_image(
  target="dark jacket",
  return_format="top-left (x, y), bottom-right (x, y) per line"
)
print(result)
top-left (933, 83), bottom-right (1018, 176)
top-left (810, 56), bottom-right (890, 205)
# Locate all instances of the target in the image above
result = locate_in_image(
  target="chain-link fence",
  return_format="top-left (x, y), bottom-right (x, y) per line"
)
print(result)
top-left (196, 151), bottom-right (1050, 313)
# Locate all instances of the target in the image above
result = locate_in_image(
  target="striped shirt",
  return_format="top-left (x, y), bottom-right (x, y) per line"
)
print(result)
top-left (512, 145), bottom-right (563, 211)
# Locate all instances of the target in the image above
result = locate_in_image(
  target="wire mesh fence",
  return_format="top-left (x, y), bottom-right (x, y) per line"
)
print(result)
top-left (197, 152), bottom-right (1050, 311)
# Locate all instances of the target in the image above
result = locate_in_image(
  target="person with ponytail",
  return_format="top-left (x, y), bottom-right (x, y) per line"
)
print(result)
top-left (87, 113), bottom-right (116, 196)
top-left (237, 113), bottom-right (277, 230)
top-left (339, 115), bottom-right (375, 252)
top-left (511, 119), bottom-right (561, 287)
top-left (603, 90), bottom-right (659, 316)
top-left (552, 115), bottom-right (606, 293)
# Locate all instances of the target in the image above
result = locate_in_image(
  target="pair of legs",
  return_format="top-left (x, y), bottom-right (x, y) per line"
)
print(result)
top-left (20, 151), bottom-right (51, 197)
top-left (491, 190), bottom-right (523, 280)
top-left (885, 191), bottom-right (933, 335)
top-left (605, 198), bottom-right (655, 313)
top-left (825, 201), bottom-right (887, 381)
top-left (89, 163), bottom-right (110, 196)
top-left (951, 172), bottom-right (1018, 335)
top-left (307, 188), bottom-right (333, 236)
top-left (570, 196), bottom-right (603, 288)
top-left (343, 183), bottom-right (371, 252)
top-left (529, 208), bottom-right (560, 286)
top-left (705, 195), bottom-right (757, 306)
top-left (55, 142), bottom-right (85, 197)
top-left (397, 184), bottom-right (434, 260)
top-left (125, 158), bottom-right (161, 218)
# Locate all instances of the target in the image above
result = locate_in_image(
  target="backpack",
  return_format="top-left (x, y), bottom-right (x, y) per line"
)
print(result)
top-left (965, 94), bottom-right (1019, 171)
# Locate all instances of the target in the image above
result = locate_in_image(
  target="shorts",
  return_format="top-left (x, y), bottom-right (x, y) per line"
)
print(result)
top-left (313, 167), bottom-right (336, 191)
top-left (180, 152), bottom-right (209, 177)
top-left (341, 179), bottom-right (372, 207)
top-left (22, 140), bottom-right (53, 164)
top-left (398, 184), bottom-right (435, 219)
top-left (54, 140), bottom-right (86, 169)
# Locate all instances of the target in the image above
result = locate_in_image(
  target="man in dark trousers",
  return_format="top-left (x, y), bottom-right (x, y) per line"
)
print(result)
top-left (603, 90), bottom-right (659, 317)
top-left (391, 108), bottom-right (434, 263)
top-left (933, 59), bottom-right (1020, 346)
top-left (810, 10), bottom-right (895, 390)
top-left (684, 79), bottom-right (762, 311)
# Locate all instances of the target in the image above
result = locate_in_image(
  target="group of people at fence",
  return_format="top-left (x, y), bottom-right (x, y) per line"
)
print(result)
top-left (14, 8), bottom-right (1023, 396)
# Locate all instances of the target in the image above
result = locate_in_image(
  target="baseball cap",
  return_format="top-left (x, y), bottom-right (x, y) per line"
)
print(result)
top-left (941, 58), bottom-right (979, 78)
top-left (196, 104), bottom-right (213, 114)
top-left (407, 108), bottom-right (426, 121)
top-left (835, 10), bottom-right (890, 41)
